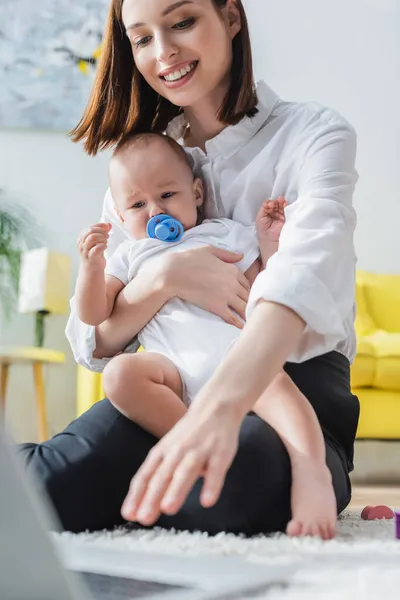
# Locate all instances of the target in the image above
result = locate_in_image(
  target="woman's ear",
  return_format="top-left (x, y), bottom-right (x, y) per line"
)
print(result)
top-left (193, 178), bottom-right (204, 207)
top-left (224, 0), bottom-right (242, 40)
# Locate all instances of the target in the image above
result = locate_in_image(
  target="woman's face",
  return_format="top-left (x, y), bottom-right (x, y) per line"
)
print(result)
top-left (122, 0), bottom-right (241, 108)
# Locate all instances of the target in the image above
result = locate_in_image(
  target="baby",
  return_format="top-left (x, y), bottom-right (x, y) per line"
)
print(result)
top-left (75, 133), bottom-right (336, 539)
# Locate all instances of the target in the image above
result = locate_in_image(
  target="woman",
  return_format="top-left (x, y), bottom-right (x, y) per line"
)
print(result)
top-left (19, 0), bottom-right (360, 536)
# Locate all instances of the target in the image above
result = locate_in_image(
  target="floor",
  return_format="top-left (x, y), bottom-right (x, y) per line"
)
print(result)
top-left (350, 485), bottom-right (400, 508)
top-left (65, 503), bottom-right (400, 600)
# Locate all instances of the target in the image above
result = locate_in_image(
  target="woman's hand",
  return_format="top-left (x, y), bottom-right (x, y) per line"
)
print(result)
top-left (121, 301), bottom-right (306, 526)
top-left (161, 246), bottom-right (250, 328)
top-left (93, 246), bottom-right (248, 358)
top-left (121, 400), bottom-right (243, 526)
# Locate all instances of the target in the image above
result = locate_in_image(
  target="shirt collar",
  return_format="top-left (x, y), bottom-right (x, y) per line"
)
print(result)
top-left (166, 80), bottom-right (280, 158)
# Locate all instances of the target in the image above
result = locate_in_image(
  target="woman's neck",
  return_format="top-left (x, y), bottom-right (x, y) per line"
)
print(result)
top-left (183, 81), bottom-right (229, 151)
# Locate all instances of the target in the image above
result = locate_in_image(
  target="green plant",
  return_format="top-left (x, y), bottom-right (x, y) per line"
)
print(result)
top-left (0, 190), bottom-right (40, 322)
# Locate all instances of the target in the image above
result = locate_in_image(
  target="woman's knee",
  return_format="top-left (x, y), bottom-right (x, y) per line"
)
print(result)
top-left (235, 416), bottom-right (290, 489)
top-left (325, 442), bottom-right (352, 514)
top-left (219, 415), bottom-right (292, 534)
top-left (17, 400), bottom-right (157, 532)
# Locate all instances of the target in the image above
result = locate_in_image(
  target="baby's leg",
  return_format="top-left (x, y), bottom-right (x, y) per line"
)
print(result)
top-left (103, 352), bottom-right (187, 440)
top-left (253, 371), bottom-right (337, 540)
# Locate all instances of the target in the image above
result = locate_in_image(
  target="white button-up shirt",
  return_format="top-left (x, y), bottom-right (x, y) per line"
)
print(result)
top-left (66, 80), bottom-right (358, 372)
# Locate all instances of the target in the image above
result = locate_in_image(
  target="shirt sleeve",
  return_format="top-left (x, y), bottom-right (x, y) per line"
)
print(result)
top-left (245, 110), bottom-right (358, 362)
top-left (65, 188), bottom-right (131, 372)
top-left (221, 219), bottom-right (260, 272)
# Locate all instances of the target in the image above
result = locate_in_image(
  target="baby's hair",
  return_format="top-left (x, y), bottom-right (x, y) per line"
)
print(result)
top-left (113, 132), bottom-right (194, 175)
top-left (112, 131), bottom-right (205, 225)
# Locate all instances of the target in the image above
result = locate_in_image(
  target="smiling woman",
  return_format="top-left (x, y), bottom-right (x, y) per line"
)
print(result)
top-left (20, 0), bottom-right (360, 541)
top-left (71, 0), bottom-right (257, 154)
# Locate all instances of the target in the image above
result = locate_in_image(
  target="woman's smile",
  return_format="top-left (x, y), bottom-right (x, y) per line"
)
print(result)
top-left (159, 60), bottom-right (199, 88)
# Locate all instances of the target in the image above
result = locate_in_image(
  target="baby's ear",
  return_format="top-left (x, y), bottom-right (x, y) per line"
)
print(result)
top-left (193, 178), bottom-right (204, 207)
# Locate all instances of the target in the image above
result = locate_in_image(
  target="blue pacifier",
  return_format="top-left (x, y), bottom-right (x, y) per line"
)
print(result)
top-left (146, 214), bottom-right (184, 242)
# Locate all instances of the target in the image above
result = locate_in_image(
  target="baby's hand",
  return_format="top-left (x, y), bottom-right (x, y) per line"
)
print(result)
top-left (256, 197), bottom-right (288, 267)
top-left (256, 197), bottom-right (288, 244)
top-left (77, 222), bottom-right (111, 271)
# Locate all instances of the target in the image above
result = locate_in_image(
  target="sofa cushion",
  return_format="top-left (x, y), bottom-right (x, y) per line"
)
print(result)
top-left (353, 330), bottom-right (400, 391)
top-left (351, 338), bottom-right (375, 388)
top-left (355, 276), bottom-right (377, 337)
top-left (367, 331), bottom-right (400, 390)
top-left (359, 271), bottom-right (400, 333)
top-left (356, 388), bottom-right (400, 439)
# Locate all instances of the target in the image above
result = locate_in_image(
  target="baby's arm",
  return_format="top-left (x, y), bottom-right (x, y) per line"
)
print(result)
top-left (243, 197), bottom-right (289, 302)
top-left (76, 271), bottom-right (124, 326)
top-left (75, 223), bottom-right (125, 326)
top-left (256, 197), bottom-right (288, 269)
top-left (244, 258), bottom-right (262, 287)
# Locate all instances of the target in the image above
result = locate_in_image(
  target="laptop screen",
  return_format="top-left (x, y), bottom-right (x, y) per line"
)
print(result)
top-left (78, 570), bottom-right (191, 599)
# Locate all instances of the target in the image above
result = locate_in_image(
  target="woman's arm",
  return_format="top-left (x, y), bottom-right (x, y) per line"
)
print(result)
top-left (246, 113), bottom-right (358, 361)
top-left (94, 246), bottom-right (251, 359)
top-left (196, 301), bottom-right (305, 417)
top-left (121, 300), bottom-right (305, 525)
top-left (121, 112), bottom-right (358, 524)
top-left (94, 267), bottom-right (172, 358)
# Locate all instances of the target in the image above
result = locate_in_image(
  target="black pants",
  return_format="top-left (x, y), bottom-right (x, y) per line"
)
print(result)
top-left (17, 351), bottom-right (359, 535)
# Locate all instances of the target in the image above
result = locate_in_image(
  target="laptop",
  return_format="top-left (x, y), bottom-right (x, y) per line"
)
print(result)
top-left (0, 425), bottom-right (293, 600)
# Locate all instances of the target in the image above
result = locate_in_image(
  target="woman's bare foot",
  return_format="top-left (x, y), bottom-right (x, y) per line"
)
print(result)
top-left (286, 458), bottom-right (337, 540)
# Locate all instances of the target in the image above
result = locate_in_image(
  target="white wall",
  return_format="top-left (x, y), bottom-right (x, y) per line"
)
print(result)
top-left (0, 130), bottom-right (110, 441)
top-left (0, 0), bottom-right (399, 440)
top-left (245, 0), bottom-right (400, 273)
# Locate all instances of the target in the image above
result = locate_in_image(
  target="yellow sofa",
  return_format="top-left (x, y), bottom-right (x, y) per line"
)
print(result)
top-left (76, 271), bottom-right (400, 440)
top-left (352, 270), bottom-right (400, 439)
top-left (76, 366), bottom-right (105, 418)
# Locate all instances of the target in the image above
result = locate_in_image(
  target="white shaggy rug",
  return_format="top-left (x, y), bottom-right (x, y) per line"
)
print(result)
top-left (58, 510), bottom-right (400, 599)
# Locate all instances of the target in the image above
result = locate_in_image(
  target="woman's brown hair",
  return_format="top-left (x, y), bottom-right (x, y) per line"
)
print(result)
top-left (71, 0), bottom-right (258, 156)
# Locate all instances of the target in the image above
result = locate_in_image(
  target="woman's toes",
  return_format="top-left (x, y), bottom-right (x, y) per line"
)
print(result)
top-left (286, 519), bottom-right (303, 537)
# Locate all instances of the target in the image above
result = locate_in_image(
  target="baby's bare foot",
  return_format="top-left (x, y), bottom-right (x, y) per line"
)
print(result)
top-left (286, 458), bottom-right (337, 540)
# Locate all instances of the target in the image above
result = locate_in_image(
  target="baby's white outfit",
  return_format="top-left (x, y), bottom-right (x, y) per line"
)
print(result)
top-left (105, 218), bottom-right (259, 405)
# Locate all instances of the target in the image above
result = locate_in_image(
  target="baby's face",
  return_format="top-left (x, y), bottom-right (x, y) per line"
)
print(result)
top-left (110, 139), bottom-right (203, 240)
